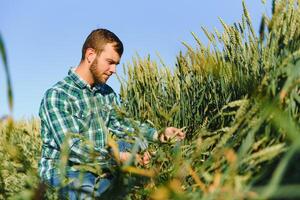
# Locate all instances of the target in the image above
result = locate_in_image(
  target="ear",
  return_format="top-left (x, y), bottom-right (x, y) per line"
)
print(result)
top-left (85, 48), bottom-right (96, 63)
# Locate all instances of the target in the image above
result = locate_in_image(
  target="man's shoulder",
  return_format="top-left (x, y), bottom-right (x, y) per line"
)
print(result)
top-left (41, 77), bottom-right (77, 106)
top-left (44, 80), bottom-right (68, 97)
top-left (39, 80), bottom-right (73, 115)
top-left (39, 74), bottom-right (78, 117)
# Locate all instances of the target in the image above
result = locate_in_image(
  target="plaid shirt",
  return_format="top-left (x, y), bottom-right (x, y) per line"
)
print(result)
top-left (38, 67), bottom-right (157, 181)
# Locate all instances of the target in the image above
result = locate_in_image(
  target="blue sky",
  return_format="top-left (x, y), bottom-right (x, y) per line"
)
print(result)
top-left (0, 0), bottom-right (272, 119)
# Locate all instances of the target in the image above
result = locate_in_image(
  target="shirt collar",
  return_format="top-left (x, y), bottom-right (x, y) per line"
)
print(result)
top-left (68, 67), bottom-right (89, 89)
top-left (68, 67), bottom-right (104, 92)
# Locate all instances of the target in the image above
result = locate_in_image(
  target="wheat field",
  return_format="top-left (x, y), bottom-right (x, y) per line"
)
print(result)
top-left (1, 0), bottom-right (300, 199)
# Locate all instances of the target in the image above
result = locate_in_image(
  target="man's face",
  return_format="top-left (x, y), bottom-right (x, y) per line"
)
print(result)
top-left (90, 42), bottom-right (121, 84)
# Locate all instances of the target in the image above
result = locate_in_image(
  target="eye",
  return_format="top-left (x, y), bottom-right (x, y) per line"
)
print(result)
top-left (107, 59), bottom-right (114, 65)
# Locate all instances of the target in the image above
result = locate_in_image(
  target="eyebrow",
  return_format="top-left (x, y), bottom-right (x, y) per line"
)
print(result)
top-left (106, 58), bottom-right (119, 65)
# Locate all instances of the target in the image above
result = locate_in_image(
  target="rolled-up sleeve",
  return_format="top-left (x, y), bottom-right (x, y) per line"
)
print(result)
top-left (106, 93), bottom-right (158, 142)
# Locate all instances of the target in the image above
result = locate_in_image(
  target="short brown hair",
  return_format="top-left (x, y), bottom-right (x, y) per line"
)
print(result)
top-left (81, 28), bottom-right (123, 61)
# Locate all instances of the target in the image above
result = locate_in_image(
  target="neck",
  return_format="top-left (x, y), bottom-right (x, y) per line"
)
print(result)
top-left (75, 61), bottom-right (95, 86)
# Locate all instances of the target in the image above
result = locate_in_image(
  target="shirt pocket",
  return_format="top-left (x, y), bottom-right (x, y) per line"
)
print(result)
top-left (100, 105), bottom-right (111, 125)
top-left (72, 109), bottom-right (93, 133)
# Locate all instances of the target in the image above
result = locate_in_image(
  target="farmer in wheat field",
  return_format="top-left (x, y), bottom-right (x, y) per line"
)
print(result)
top-left (38, 28), bottom-right (185, 199)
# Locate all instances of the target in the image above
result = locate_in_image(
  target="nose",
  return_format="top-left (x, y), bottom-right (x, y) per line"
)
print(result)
top-left (110, 65), bottom-right (116, 74)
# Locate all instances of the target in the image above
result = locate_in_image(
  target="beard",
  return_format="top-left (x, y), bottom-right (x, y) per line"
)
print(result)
top-left (89, 59), bottom-right (105, 85)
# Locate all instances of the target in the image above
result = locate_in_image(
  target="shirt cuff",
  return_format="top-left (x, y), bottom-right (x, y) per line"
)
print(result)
top-left (145, 127), bottom-right (158, 142)
top-left (152, 131), bottom-right (159, 141)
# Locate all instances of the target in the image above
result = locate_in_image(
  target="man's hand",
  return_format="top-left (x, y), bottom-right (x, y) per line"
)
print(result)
top-left (159, 127), bottom-right (186, 143)
top-left (136, 151), bottom-right (151, 165)
top-left (119, 152), bottom-right (131, 163)
top-left (119, 151), bottom-right (151, 166)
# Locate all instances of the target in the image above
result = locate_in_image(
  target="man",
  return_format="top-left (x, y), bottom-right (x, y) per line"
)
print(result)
top-left (38, 28), bottom-right (185, 199)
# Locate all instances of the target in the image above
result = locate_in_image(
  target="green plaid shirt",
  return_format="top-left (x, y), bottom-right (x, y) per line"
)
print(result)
top-left (38, 67), bottom-right (157, 181)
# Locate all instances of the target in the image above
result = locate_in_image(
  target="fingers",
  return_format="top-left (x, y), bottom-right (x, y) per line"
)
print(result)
top-left (119, 152), bottom-right (131, 163)
top-left (136, 152), bottom-right (151, 165)
top-left (159, 127), bottom-right (186, 143)
top-left (120, 151), bottom-right (151, 166)
top-left (169, 127), bottom-right (186, 141)
top-left (135, 154), bottom-right (142, 165)
top-left (161, 127), bottom-right (177, 141)
top-left (142, 151), bottom-right (151, 165)
top-left (159, 132), bottom-right (168, 143)
top-left (176, 127), bottom-right (186, 140)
